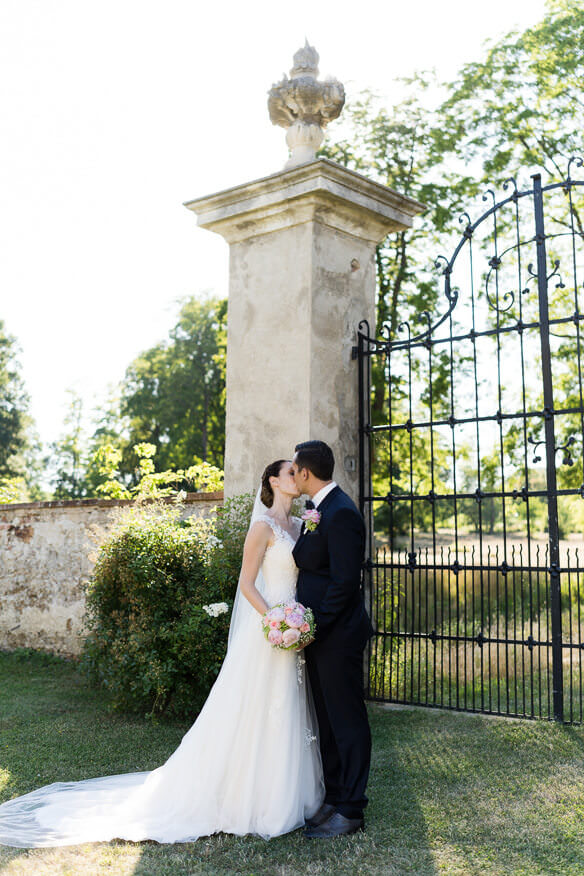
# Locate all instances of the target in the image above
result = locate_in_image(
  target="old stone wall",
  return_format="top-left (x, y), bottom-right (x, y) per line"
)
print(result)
top-left (0, 493), bottom-right (223, 657)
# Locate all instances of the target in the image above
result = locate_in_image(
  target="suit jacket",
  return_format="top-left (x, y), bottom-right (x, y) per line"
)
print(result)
top-left (292, 486), bottom-right (374, 649)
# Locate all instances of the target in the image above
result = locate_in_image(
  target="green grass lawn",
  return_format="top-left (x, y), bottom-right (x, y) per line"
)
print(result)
top-left (1, 651), bottom-right (584, 875)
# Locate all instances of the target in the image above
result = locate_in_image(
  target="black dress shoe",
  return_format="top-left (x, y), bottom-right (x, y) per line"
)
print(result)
top-left (303, 811), bottom-right (364, 838)
top-left (304, 802), bottom-right (336, 829)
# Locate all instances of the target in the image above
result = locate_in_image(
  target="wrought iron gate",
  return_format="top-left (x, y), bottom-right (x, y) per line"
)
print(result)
top-left (358, 164), bottom-right (584, 722)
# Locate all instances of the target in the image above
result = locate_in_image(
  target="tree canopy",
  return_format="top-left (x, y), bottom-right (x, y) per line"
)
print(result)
top-left (319, 0), bottom-right (584, 537)
top-left (45, 296), bottom-right (227, 500)
top-left (120, 296), bottom-right (226, 476)
top-left (0, 320), bottom-right (40, 501)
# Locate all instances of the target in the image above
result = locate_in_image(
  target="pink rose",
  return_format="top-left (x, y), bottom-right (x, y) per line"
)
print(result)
top-left (269, 619), bottom-right (281, 629)
top-left (282, 628), bottom-right (300, 647)
top-left (267, 607), bottom-right (285, 623)
top-left (268, 628), bottom-right (284, 645)
top-left (286, 613), bottom-right (304, 629)
top-left (284, 606), bottom-right (293, 615)
top-left (300, 622), bottom-right (310, 633)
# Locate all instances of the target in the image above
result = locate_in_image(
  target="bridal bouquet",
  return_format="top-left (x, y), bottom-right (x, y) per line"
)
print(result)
top-left (262, 599), bottom-right (316, 650)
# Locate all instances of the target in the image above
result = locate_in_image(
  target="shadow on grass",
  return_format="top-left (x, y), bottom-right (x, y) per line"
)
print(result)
top-left (378, 706), bottom-right (584, 875)
top-left (367, 706), bottom-right (438, 874)
top-left (5, 653), bottom-right (584, 874)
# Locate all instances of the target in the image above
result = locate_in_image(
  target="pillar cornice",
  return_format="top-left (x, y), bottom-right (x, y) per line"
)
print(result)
top-left (184, 158), bottom-right (425, 244)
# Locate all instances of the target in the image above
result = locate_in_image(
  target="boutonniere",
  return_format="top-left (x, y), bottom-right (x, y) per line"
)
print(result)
top-left (302, 509), bottom-right (321, 532)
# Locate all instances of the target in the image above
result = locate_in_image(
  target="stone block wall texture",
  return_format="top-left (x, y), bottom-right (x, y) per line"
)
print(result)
top-left (0, 493), bottom-right (223, 657)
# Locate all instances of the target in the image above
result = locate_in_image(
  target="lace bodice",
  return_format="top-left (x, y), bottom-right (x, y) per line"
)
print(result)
top-left (255, 514), bottom-right (301, 604)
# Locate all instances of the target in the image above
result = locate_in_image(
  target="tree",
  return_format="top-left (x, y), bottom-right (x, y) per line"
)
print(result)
top-left (42, 297), bottom-right (227, 500)
top-left (47, 390), bottom-right (87, 499)
top-left (0, 320), bottom-right (33, 477)
top-left (84, 388), bottom-right (129, 496)
top-left (441, 0), bottom-right (584, 533)
top-left (120, 296), bottom-right (226, 479)
top-left (320, 81), bottom-right (478, 424)
top-left (0, 320), bottom-right (42, 501)
top-left (320, 2), bottom-right (584, 540)
top-left (442, 1), bottom-right (584, 186)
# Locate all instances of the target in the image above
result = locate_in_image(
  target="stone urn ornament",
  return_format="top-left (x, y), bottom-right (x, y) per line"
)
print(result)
top-left (268, 41), bottom-right (345, 169)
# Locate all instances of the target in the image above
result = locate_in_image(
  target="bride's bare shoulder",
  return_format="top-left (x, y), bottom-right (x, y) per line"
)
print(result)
top-left (246, 519), bottom-right (274, 545)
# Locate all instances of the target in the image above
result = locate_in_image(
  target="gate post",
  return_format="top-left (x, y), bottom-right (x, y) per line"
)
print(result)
top-left (184, 47), bottom-right (424, 503)
top-left (533, 173), bottom-right (564, 721)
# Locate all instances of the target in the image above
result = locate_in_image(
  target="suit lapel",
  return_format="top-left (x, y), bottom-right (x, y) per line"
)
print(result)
top-left (316, 485), bottom-right (341, 517)
top-left (296, 486), bottom-right (340, 550)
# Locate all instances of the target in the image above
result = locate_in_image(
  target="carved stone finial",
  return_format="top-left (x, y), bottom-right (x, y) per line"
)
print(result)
top-left (290, 40), bottom-right (319, 79)
top-left (268, 43), bottom-right (345, 169)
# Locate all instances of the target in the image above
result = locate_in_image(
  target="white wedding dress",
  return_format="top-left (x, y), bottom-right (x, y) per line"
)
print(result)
top-left (0, 515), bottom-right (324, 848)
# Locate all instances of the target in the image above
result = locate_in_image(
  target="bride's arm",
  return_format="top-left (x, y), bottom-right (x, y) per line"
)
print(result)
top-left (238, 521), bottom-right (272, 615)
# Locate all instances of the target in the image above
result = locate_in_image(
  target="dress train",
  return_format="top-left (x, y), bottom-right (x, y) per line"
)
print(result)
top-left (0, 518), bottom-right (323, 847)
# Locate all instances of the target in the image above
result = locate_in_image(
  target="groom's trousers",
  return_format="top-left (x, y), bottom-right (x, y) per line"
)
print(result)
top-left (306, 641), bottom-right (371, 820)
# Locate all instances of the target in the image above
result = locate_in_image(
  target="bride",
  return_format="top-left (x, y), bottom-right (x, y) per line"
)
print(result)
top-left (0, 459), bottom-right (324, 847)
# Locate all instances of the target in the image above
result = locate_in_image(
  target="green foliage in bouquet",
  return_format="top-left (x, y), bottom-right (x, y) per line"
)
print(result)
top-left (81, 501), bottom-right (235, 720)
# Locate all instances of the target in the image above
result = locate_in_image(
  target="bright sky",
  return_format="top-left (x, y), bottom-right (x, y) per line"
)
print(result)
top-left (0, 0), bottom-right (547, 450)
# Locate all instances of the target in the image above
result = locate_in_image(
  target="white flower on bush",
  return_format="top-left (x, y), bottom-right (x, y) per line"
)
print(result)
top-left (206, 535), bottom-right (223, 550)
top-left (202, 602), bottom-right (230, 618)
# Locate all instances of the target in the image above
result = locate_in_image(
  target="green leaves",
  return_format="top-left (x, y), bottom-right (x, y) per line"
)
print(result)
top-left (121, 296), bottom-right (227, 474)
top-left (443, 1), bottom-right (584, 184)
top-left (80, 493), bottom-right (251, 719)
top-left (42, 295), bottom-right (227, 500)
top-left (81, 502), bottom-right (234, 719)
top-left (0, 320), bottom-right (36, 495)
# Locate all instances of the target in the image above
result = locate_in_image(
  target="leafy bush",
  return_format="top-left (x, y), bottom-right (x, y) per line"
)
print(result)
top-left (204, 492), bottom-right (255, 591)
top-left (81, 494), bottom-right (259, 720)
top-left (81, 501), bottom-right (234, 719)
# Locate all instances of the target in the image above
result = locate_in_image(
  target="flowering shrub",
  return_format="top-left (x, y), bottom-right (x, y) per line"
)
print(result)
top-left (81, 500), bottom-right (239, 719)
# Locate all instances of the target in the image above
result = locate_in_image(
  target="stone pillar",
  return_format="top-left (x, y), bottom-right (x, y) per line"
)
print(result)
top-left (185, 157), bottom-right (424, 500)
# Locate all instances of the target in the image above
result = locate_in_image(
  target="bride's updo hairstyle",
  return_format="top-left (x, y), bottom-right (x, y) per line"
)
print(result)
top-left (260, 459), bottom-right (287, 508)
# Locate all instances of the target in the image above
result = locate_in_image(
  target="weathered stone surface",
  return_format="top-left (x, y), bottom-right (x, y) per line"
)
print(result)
top-left (0, 493), bottom-right (222, 656)
top-left (185, 159), bottom-right (425, 500)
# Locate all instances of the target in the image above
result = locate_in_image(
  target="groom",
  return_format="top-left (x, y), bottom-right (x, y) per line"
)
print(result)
top-left (292, 440), bottom-right (374, 838)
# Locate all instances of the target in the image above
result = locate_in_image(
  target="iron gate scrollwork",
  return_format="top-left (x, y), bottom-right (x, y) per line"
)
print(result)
top-left (358, 162), bottom-right (584, 722)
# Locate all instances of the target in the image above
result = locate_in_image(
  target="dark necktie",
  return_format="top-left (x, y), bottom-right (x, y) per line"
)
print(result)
top-left (305, 499), bottom-right (315, 510)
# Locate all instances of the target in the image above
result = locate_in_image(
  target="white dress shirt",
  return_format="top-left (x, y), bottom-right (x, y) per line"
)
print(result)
top-left (311, 481), bottom-right (337, 508)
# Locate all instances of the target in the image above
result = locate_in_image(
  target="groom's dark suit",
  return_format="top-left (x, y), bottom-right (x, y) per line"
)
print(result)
top-left (293, 485), bottom-right (374, 821)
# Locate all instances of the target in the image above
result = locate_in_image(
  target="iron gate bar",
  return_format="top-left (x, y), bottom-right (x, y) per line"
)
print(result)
top-left (365, 406), bottom-right (584, 432)
top-left (360, 313), bottom-right (584, 356)
top-left (374, 631), bottom-right (551, 646)
top-left (533, 173), bottom-right (564, 720)
top-left (360, 306), bottom-right (584, 346)
top-left (368, 561), bottom-right (579, 573)
top-left (364, 489), bottom-right (584, 503)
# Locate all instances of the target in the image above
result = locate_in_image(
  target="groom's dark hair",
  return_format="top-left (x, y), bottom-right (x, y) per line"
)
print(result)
top-left (294, 440), bottom-right (334, 481)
